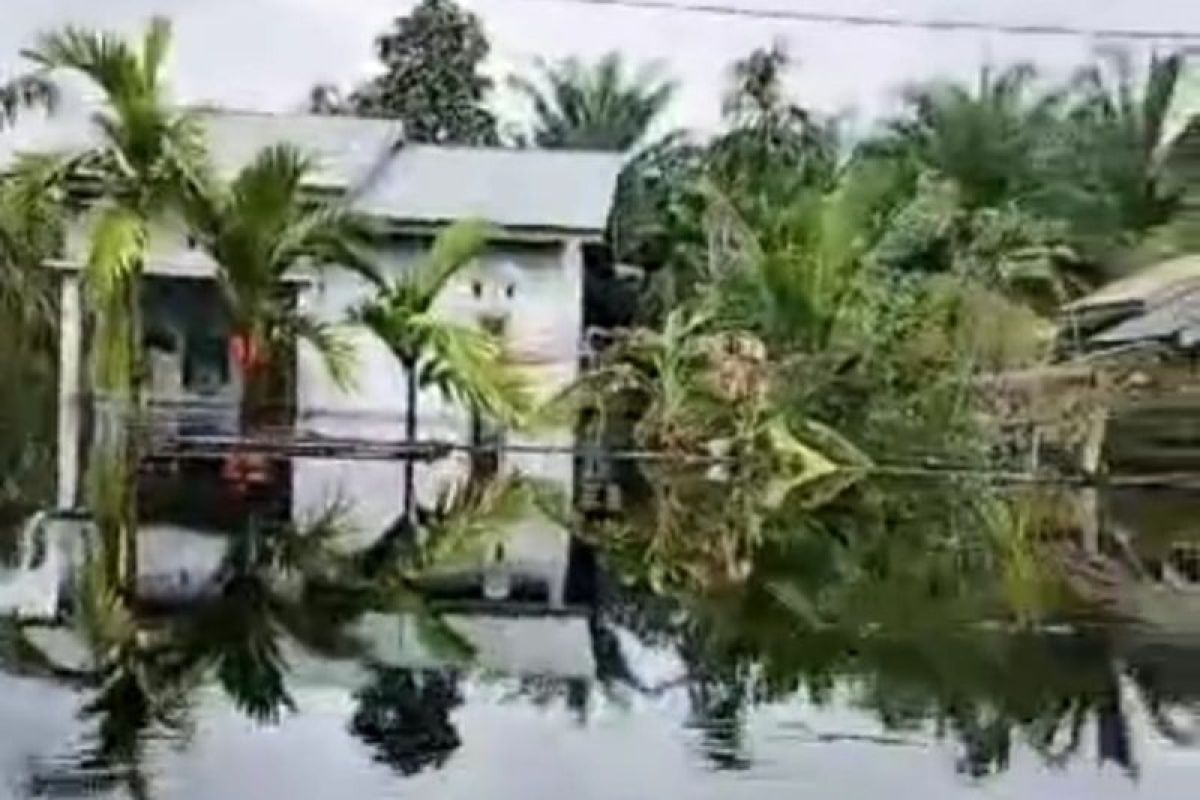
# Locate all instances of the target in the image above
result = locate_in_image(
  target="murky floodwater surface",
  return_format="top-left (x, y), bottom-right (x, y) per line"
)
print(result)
top-left (3, 451), bottom-right (1200, 800)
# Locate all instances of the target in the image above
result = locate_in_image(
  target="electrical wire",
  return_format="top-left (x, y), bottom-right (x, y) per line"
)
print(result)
top-left (499, 0), bottom-right (1200, 44)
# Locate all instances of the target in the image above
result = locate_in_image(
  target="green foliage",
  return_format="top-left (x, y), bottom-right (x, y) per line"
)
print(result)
top-left (26, 16), bottom-right (211, 397)
top-left (1045, 50), bottom-right (1190, 251)
top-left (353, 220), bottom-right (533, 430)
top-left (0, 159), bottom-right (65, 511)
top-left (509, 52), bottom-right (677, 151)
top-left (183, 143), bottom-right (379, 401)
top-left (710, 43), bottom-right (839, 192)
top-left (317, 0), bottom-right (498, 145)
top-left (872, 63), bottom-right (1060, 209)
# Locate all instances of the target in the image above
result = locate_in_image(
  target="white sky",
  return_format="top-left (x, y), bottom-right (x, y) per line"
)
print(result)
top-left (0, 0), bottom-right (1196, 136)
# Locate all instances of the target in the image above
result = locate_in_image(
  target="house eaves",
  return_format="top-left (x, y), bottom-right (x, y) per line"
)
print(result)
top-left (1, 108), bottom-right (625, 240)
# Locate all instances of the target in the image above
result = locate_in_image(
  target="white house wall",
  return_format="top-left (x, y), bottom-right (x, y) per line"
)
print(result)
top-left (293, 236), bottom-right (583, 592)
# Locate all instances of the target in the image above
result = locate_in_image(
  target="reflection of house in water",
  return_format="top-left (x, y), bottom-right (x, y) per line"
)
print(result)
top-left (0, 499), bottom-right (599, 681)
top-left (1099, 487), bottom-right (1200, 632)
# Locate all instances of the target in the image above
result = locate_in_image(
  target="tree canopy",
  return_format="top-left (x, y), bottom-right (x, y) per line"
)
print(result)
top-left (509, 52), bottom-right (677, 151)
top-left (312, 0), bottom-right (498, 145)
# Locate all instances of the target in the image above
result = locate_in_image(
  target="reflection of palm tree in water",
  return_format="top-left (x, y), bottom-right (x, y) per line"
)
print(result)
top-left (350, 667), bottom-right (464, 776)
top-left (686, 674), bottom-right (752, 771)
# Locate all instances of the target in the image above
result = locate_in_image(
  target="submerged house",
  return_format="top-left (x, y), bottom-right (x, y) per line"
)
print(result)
top-left (0, 109), bottom-right (623, 617)
top-left (0, 109), bottom-right (623, 525)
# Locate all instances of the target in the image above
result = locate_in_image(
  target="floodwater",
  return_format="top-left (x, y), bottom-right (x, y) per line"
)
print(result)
top-left (3, 449), bottom-right (1200, 799)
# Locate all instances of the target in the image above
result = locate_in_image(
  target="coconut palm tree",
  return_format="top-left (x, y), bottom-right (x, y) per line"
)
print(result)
top-left (509, 52), bottom-right (677, 151)
top-left (24, 17), bottom-right (209, 397)
top-left (182, 143), bottom-right (379, 430)
top-left (352, 220), bottom-right (533, 521)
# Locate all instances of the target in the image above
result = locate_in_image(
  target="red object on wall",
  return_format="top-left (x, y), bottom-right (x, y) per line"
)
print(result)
top-left (222, 451), bottom-right (272, 492)
top-left (229, 332), bottom-right (266, 372)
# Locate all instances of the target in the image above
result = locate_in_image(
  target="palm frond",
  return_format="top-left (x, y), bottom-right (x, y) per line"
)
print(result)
top-left (513, 52), bottom-right (676, 150)
top-left (87, 204), bottom-right (146, 301)
top-left (292, 314), bottom-right (359, 391)
top-left (86, 205), bottom-right (146, 391)
top-left (413, 315), bottom-right (535, 428)
top-left (415, 474), bottom-right (544, 573)
top-left (139, 17), bottom-right (172, 94)
top-left (411, 218), bottom-right (491, 300)
top-left (77, 555), bottom-right (137, 661)
top-left (25, 26), bottom-right (142, 101)
top-left (274, 205), bottom-right (382, 286)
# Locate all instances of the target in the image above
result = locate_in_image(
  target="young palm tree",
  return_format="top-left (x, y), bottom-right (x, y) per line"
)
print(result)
top-left (25, 17), bottom-right (209, 398)
top-left (509, 52), bottom-right (677, 151)
top-left (182, 143), bottom-right (378, 430)
top-left (352, 220), bottom-right (533, 520)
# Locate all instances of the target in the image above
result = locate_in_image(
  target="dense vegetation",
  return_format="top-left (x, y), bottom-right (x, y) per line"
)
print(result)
top-left (0, 7), bottom-right (1196, 788)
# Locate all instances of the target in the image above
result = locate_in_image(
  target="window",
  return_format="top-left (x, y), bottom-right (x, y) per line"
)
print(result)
top-left (184, 335), bottom-right (230, 393)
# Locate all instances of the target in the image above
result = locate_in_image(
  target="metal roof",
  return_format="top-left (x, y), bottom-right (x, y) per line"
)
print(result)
top-left (0, 108), bottom-right (624, 235)
top-left (1091, 284), bottom-right (1200, 347)
top-left (1065, 255), bottom-right (1200, 313)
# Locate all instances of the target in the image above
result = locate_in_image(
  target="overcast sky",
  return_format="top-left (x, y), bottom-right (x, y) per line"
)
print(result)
top-left (0, 0), bottom-right (1196, 135)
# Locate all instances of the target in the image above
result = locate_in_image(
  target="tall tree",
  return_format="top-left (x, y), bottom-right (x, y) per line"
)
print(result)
top-left (25, 17), bottom-right (208, 397)
top-left (182, 143), bottom-right (377, 430)
top-left (509, 53), bottom-right (677, 151)
top-left (26, 17), bottom-right (210, 593)
top-left (709, 43), bottom-right (839, 193)
top-left (315, 0), bottom-right (498, 145)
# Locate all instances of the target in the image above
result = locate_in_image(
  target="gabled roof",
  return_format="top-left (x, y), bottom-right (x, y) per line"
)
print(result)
top-left (0, 108), bottom-right (625, 237)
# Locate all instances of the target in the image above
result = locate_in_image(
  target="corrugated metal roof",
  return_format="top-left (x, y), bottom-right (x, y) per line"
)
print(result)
top-left (1065, 255), bottom-right (1200, 313)
top-left (0, 108), bottom-right (623, 234)
top-left (354, 143), bottom-right (624, 233)
top-left (1091, 285), bottom-right (1200, 346)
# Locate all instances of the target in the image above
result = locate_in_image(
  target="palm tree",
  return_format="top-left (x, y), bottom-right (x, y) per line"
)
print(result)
top-left (25, 17), bottom-right (209, 397)
top-left (25, 21), bottom-right (208, 594)
top-left (1054, 49), bottom-right (1192, 247)
top-left (182, 143), bottom-right (378, 430)
top-left (709, 43), bottom-right (840, 193)
top-left (352, 220), bottom-right (533, 521)
top-left (875, 63), bottom-right (1062, 210)
top-left (509, 52), bottom-right (677, 151)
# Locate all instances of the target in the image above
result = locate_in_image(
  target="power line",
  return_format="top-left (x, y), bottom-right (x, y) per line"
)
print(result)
top-left (502, 0), bottom-right (1200, 44)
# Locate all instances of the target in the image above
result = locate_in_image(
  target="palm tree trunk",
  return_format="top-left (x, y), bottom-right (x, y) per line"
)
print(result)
top-left (403, 358), bottom-right (418, 523)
